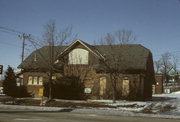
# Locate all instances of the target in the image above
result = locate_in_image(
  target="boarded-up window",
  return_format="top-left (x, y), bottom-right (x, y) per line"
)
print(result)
top-left (69, 48), bottom-right (89, 64)
top-left (122, 77), bottom-right (129, 97)
top-left (28, 76), bottom-right (33, 85)
top-left (39, 76), bottom-right (43, 85)
top-left (99, 77), bottom-right (106, 97)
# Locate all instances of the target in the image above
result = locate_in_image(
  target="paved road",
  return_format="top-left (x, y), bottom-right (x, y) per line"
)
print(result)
top-left (0, 108), bottom-right (180, 122)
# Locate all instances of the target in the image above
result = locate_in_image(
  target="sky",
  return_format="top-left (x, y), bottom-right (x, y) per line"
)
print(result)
top-left (0, 0), bottom-right (180, 71)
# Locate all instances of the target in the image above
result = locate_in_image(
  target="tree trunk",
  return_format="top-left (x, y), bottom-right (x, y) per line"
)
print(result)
top-left (112, 87), bottom-right (116, 103)
top-left (110, 74), bottom-right (116, 103)
top-left (48, 72), bottom-right (53, 100)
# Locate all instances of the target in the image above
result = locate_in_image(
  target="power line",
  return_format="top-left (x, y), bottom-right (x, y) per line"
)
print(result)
top-left (0, 29), bottom-right (19, 36)
top-left (0, 26), bottom-right (24, 35)
top-left (0, 41), bottom-right (21, 48)
top-left (0, 26), bottom-right (31, 64)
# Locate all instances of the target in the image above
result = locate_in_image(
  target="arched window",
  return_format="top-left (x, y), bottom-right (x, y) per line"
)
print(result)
top-left (68, 48), bottom-right (89, 64)
top-left (33, 76), bottom-right (38, 85)
top-left (38, 76), bottom-right (43, 85)
top-left (28, 76), bottom-right (33, 85)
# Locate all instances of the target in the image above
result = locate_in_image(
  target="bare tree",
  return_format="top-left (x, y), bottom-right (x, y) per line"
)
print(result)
top-left (116, 29), bottom-right (136, 44)
top-left (96, 29), bottom-right (137, 45)
top-left (154, 60), bottom-right (162, 73)
top-left (172, 55), bottom-right (179, 84)
top-left (172, 55), bottom-right (179, 72)
top-left (96, 29), bottom-right (137, 103)
top-left (160, 52), bottom-right (172, 84)
top-left (27, 21), bottom-right (77, 99)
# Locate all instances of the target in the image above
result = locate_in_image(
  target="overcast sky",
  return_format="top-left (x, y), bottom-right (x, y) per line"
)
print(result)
top-left (0, 0), bottom-right (180, 71)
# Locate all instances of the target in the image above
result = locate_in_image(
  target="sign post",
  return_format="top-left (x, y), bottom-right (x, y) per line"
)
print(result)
top-left (38, 88), bottom-right (44, 106)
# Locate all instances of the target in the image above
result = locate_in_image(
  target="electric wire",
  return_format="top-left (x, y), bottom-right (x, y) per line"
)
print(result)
top-left (0, 26), bottom-right (24, 35)
top-left (1, 26), bottom-right (180, 60)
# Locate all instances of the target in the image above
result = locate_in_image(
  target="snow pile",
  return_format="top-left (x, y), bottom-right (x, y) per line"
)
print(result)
top-left (104, 91), bottom-right (180, 116)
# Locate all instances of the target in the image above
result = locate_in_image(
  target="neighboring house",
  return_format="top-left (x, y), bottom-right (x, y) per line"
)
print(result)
top-left (165, 67), bottom-right (180, 83)
top-left (154, 68), bottom-right (180, 94)
top-left (18, 40), bottom-right (155, 100)
top-left (164, 67), bottom-right (180, 93)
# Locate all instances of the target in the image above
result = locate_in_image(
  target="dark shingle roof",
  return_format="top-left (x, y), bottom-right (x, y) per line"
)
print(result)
top-left (18, 41), bottom-right (151, 72)
top-left (94, 44), bottom-right (150, 72)
top-left (18, 46), bottom-right (67, 70)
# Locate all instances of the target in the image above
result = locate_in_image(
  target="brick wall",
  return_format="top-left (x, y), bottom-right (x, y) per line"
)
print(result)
top-left (23, 70), bottom-right (147, 100)
top-left (23, 72), bottom-right (62, 97)
top-left (155, 75), bottom-right (164, 94)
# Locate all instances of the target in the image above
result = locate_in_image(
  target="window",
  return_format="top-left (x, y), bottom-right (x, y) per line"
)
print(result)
top-left (27, 76), bottom-right (43, 85)
top-left (39, 76), bottom-right (43, 85)
top-left (52, 76), bottom-right (56, 80)
top-left (68, 48), bottom-right (89, 64)
top-left (33, 76), bottom-right (38, 85)
top-left (28, 76), bottom-right (33, 85)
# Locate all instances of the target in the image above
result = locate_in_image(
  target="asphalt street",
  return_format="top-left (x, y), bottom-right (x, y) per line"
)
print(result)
top-left (0, 108), bottom-right (180, 122)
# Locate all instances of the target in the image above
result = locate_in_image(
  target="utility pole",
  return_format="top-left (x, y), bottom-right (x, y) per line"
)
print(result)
top-left (18, 33), bottom-right (30, 63)
top-left (18, 34), bottom-right (30, 86)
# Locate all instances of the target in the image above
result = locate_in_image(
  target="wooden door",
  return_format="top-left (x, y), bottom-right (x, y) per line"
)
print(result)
top-left (122, 79), bottom-right (129, 97)
top-left (99, 77), bottom-right (106, 98)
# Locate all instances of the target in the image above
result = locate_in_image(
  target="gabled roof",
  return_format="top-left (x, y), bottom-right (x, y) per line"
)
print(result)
top-left (58, 40), bottom-right (104, 59)
top-left (18, 40), bottom-right (152, 72)
top-left (167, 67), bottom-right (180, 75)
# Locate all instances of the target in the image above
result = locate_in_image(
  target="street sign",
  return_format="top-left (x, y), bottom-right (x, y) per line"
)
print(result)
top-left (0, 65), bottom-right (3, 74)
top-left (84, 88), bottom-right (91, 94)
top-left (38, 88), bottom-right (44, 97)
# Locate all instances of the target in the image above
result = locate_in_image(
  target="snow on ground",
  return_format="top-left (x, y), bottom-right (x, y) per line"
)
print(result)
top-left (86, 91), bottom-right (180, 118)
top-left (104, 91), bottom-right (180, 116)
top-left (1, 92), bottom-right (180, 119)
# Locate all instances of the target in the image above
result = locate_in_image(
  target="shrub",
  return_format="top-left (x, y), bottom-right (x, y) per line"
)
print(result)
top-left (44, 76), bottom-right (85, 100)
top-left (16, 85), bottom-right (31, 98)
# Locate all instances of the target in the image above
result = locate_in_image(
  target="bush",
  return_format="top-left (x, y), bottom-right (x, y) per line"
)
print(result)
top-left (44, 76), bottom-right (85, 100)
top-left (16, 85), bottom-right (31, 98)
